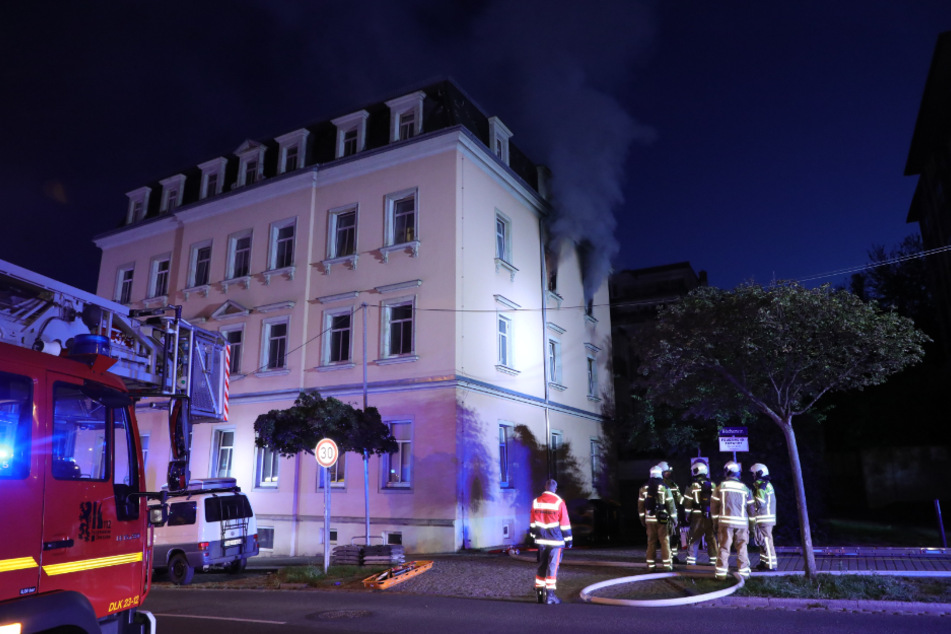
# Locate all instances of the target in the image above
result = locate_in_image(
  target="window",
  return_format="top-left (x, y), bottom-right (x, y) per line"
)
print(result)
top-left (383, 421), bottom-right (412, 487)
top-left (126, 186), bottom-right (151, 224)
top-left (276, 129), bottom-right (308, 174)
top-left (227, 230), bottom-right (252, 279)
top-left (0, 372), bottom-right (32, 481)
top-left (331, 111), bottom-right (368, 158)
top-left (385, 190), bottom-right (417, 246)
top-left (488, 116), bottom-right (512, 165)
top-left (51, 383), bottom-right (110, 481)
top-left (497, 314), bottom-right (512, 368)
top-left (263, 319), bottom-right (289, 370)
top-left (545, 247), bottom-right (559, 293)
top-left (245, 159), bottom-right (259, 184)
top-left (199, 157), bottom-right (226, 199)
top-left (222, 328), bottom-right (243, 374)
top-left (385, 92), bottom-right (425, 142)
top-left (141, 434), bottom-right (150, 468)
top-left (550, 430), bottom-right (563, 482)
top-left (258, 527), bottom-right (275, 550)
top-left (255, 445), bottom-right (280, 488)
top-left (495, 212), bottom-right (512, 262)
top-left (160, 174), bottom-right (186, 213)
top-left (318, 452), bottom-right (346, 488)
top-left (590, 438), bottom-right (601, 488)
top-left (383, 300), bottom-right (414, 357)
top-left (328, 206), bottom-right (357, 258)
top-left (189, 242), bottom-right (212, 288)
top-left (115, 265), bottom-right (134, 304)
top-left (212, 428), bottom-right (234, 478)
top-left (149, 255), bottom-right (170, 298)
top-left (269, 219), bottom-right (295, 270)
top-left (587, 355), bottom-right (597, 398)
top-left (236, 140), bottom-right (266, 187)
top-left (323, 309), bottom-right (352, 364)
top-left (499, 424), bottom-right (513, 488)
top-left (547, 338), bottom-right (563, 385)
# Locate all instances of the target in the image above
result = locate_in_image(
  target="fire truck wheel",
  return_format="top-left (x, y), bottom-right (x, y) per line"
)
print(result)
top-left (226, 559), bottom-right (247, 574)
top-left (168, 553), bottom-right (195, 585)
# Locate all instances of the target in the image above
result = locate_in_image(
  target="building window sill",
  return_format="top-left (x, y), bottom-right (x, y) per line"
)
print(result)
top-left (183, 284), bottom-right (211, 300)
top-left (263, 266), bottom-right (295, 285)
top-left (222, 276), bottom-right (252, 292)
top-left (317, 362), bottom-right (356, 372)
top-left (321, 254), bottom-right (358, 273)
top-left (548, 382), bottom-right (567, 392)
top-left (254, 368), bottom-right (291, 378)
top-left (380, 240), bottom-right (420, 262)
top-left (376, 355), bottom-right (419, 366)
top-left (495, 364), bottom-right (520, 376)
top-left (143, 295), bottom-right (168, 308)
top-left (495, 258), bottom-right (518, 281)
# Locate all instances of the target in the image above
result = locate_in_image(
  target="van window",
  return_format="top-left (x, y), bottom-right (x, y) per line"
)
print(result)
top-left (0, 371), bottom-right (31, 480)
top-left (205, 494), bottom-right (253, 522)
top-left (168, 501), bottom-right (198, 526)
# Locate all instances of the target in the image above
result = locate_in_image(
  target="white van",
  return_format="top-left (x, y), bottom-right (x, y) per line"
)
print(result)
top-left (152, 478), bottom-right (259, 585)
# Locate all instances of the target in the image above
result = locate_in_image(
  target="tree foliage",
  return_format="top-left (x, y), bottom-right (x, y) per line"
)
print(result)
top-left (633, 281), bottom-right (929, 577)
top-left (254, 391), bottom-right (396, 457)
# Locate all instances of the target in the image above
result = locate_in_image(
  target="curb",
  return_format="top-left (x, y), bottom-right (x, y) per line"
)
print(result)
top-left (712, 596), bottom-right (951, 616)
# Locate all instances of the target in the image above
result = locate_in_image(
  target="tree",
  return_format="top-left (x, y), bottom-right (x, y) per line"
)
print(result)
top-left (634, 282), bottom-right (928, 577)
top-left (254, 391), bottom-right (397, 546)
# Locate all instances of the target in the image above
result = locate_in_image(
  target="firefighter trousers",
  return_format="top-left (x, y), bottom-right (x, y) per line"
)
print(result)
top-left (686, 516), bottom-right (717, 564)
top-left (715, 524), bottom-right (750, 578)
top-left (535, 545), bottom-right (563, 590)
top-left (645, 522), bottom-right (673, 570)
top-left (754, 523), bottom-right (777, 569)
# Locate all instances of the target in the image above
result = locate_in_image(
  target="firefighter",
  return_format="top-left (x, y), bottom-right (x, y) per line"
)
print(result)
top-left (655, 461), bottom-right (684, 560)
top-left (529, 478), bottom-right (572, 604)
top-left (750, 463), bottom-right (777, 571)
top-left (638, 465), bottom-right (678, 571)
top-left (683, 461), bottom-right (717, 565)
top-left (711, 461), bottom-right (754, 579)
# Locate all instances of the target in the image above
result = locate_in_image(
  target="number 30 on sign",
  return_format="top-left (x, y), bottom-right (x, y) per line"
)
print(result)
top-left (316, 438), bottom-right (339, 468)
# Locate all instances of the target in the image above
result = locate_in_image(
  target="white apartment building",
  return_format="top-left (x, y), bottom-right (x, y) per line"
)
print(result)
top-left (94, 80), bottom-right (612, 555)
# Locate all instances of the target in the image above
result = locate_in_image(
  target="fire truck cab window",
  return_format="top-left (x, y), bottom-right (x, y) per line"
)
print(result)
top-left (0, 371), bottom-right (32, 480)
top-left (52, 383), bottom-right (110, 481)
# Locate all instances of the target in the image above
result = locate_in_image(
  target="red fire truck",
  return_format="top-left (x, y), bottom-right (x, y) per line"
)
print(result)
top-left (0, 259), bottom-right (227, 634)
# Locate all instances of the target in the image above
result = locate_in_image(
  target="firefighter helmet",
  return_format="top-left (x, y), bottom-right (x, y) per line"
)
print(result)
top-left (649, 465), bottom-right (663, 479)
top-left (723, 461), bottom-right (741, 478)
top-left (750, 463), bottom-right (769, 479)
top-left (655, 461), bottom-right (671, 472)
top-left (691, 462), bottom-right (708, 477)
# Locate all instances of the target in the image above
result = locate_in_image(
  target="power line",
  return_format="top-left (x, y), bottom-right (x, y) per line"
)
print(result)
top-left (795, 244), bottom-right (951, 283)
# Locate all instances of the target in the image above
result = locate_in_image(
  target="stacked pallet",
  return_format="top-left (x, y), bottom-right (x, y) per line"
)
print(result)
top-left (330, 545), bottom-right (364, 566)
top-left (362, 545), bottom-right (406, 566)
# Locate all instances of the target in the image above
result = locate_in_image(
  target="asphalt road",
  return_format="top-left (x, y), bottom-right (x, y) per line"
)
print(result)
top-left (143, 587), bottom-right (949, 633)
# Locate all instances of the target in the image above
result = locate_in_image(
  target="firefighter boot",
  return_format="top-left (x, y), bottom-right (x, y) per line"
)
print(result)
top-left (546, 589), bottom-right (561, 605)
top-left (536, 588), bottom-right (545, 604)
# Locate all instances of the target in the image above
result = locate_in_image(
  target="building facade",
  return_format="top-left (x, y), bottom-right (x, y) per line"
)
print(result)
top-left (94, 80), bottom-right (612, 555)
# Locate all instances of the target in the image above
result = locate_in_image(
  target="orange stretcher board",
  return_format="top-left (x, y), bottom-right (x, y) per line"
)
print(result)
top-left (362, 560), bottom-right (434, 589)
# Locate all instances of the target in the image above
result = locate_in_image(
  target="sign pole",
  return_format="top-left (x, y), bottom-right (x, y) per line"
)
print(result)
top-left (315, 438), bottom-right (340, 575)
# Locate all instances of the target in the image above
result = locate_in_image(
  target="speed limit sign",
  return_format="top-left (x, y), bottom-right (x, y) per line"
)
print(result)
top-left (315, 438), bottom-right (339, 468)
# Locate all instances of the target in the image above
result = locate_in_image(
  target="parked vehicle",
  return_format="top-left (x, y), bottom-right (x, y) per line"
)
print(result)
top-left (153, 478), bottom-right (259, 584)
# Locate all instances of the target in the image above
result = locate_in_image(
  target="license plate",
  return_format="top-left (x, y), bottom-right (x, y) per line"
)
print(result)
top-left (224, 538), bottom-right (243, 547)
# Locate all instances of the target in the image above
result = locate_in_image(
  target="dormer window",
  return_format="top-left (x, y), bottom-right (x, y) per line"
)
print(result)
top-left (125, 186), bottom-right (151, 225)
top-left (385, 92), bottom-right (425, 142)
top-left (276, 129), bottom-right (309, 174)
top-left (331, 110), bottom-right (369, 158)
top-left (488, 116), bottom-right (513, 166)
top-left (235, 140), bottom-right (266, 187)
top-left (159, 174), bottom-right (186, 213)
top-left (199, 157), bottom-right (227, 199)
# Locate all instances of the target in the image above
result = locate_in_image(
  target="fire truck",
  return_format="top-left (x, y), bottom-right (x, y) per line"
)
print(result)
top-left (0, 258), bottom-right (228, 634)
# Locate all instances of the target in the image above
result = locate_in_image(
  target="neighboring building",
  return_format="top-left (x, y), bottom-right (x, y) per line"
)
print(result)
top-left (94, 80), bottom-right (612, 555)
top-left (906, 30), bottom-right (951, 355)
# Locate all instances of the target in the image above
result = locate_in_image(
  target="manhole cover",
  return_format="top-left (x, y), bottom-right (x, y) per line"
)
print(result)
top-left (308, 610), bottom-right (372, 620)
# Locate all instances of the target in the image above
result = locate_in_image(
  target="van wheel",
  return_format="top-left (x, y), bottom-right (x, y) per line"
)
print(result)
top-left (226, 559), bottom-right (247, 574)
top-left (168, 553), bottom-right (195, 585)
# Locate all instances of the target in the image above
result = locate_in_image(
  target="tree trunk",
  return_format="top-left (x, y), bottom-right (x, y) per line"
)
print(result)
top-left (780, 418), bottom-right (818, 577)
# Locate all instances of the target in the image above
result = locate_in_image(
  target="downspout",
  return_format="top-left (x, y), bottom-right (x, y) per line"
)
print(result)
top-left (539, 217), bottom-right (552, 480)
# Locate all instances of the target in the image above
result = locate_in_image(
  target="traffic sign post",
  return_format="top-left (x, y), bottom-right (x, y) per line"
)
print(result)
top-left (315, 438), bottom-right (339, 573)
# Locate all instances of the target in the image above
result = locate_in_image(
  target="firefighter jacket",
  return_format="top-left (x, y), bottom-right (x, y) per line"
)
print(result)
top-left (711, 477), bottom-right (753, 528)
top-left (684, 476), bottom-right (714, 519)
top-left (638, 479), bottom-right (678, 527)
top-left (529, 491), bottom-right (573, 548)
top-left (751, 478), bottom-right (776, 526)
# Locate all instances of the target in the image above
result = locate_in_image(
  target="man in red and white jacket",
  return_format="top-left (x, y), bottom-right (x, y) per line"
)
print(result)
top-left (529, 479), bottom-right (573, 604)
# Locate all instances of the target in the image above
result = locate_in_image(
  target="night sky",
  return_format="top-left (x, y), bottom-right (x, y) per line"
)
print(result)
top-left (2, 1), bottom-right (949, 294)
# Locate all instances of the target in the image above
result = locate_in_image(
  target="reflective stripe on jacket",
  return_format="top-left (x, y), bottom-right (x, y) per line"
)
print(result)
top-left (637, 481), bottom-right (677, 526)
top-left (529, 491), bottom-right (572, 547)
top-left (711, 478), bottom-right (753, 527)
top-left (752, 479), bottom-right (776, 526)
top-left (683, 478), bottom-right (713, 517)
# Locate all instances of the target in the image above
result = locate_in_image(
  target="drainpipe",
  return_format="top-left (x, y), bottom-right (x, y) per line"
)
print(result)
top-left (539, 217), bottom-right (551, 480)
